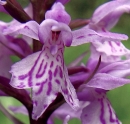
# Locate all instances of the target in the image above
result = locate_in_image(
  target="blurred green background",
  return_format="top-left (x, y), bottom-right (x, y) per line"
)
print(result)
top-left (0, 0), bottom-right (130, 123)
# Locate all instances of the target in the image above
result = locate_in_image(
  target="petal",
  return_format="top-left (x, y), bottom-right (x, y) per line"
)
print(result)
top-left (91, 0), bottom-right (130, 30)
top-left (11, 38), bottom-right (32, 57)
top-left (71, 27), bottom-right (127, 46)
top-left (90, 45), bottom-right (121, 63)
top-left (10, 51), bottom-right (41, 89)
top-left (92, 40), bottom-right (130, 56)
top-left (9, 106), bottom-right (28, 115)
top-left (11, 46), bottom-right (79, 119)
top-left (32, 61), bottom-right (79, 119)
top-left (99, 59), bottom-right (130, 77)
top-left (87, 73), bottom-right (130, 90)
top-left (3, 21), bottom-right (39, 40)
top-left (0, 103), bottom-right (24, 124)
top-left (81, 88), bottom-right (122, 124)
top-left (45, 2), bottom-right (71, 25)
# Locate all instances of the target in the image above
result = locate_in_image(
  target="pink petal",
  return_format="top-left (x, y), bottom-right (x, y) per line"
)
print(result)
top-left (3, 21), bottom-right (39, 40)
top-left (81, 88), bottom-right (121, 124)
top-left (71, 28), bottom-right (127, 46)
top-left (87, 73), bottom-right (130, 90)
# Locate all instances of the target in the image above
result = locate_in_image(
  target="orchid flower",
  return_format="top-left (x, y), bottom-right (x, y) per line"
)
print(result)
top-left (4, 2), bottom-right (79, 120)
top-left (71, 0), bottom-right (130, 63)
top-left (90, 0), bottom-right (130, 31)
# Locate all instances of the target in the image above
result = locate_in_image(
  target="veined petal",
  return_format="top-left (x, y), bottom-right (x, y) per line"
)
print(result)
top-left (90, 45), bottom-right (121, 63)
top-left (3, 21), bottom-right (39, 40)
top-left (87, 73), bottom-right (130, 90)
top-left (31, 53), bottom-right (79, 119)
top-left (71, 28), bottom-right (127, 46)
top-left (99, 59), bottom-right (130, 77)
top-left (92, 40), bottom-right (130, 56)
top-left (9, 106), bottom-right (28, 115)
top-left (91, 0), bottom-right (130, 30)
top-left (10, 51), bottom-right (41, 89)
top-left (81, 88), bottom-right (122, 124)
top-left (31, 48), bottom-right (79, 119)
top-left (10, 45), bottom-right (79, 119)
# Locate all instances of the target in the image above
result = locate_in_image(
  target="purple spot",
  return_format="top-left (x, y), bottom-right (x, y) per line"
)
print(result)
top-left (50, 61), bottom-right (54, 68)
top-left (45, 53), bottom-right (49, 59)
top-left (62, 88), bottom-right (68, 95)
top-left (116, 41), bottom-right (120, 46)
top-left (24, 26), bottom-right (29, 29)
top-left (28, 51), bottom-right (43, 87)
top-left (36, 83), bottom-right (41, 86)
top-left (76, 36), bottom-right (85, 39)
top-left (36, 62), bottom-right (48, 78)
top-left (17, 82), bottom-right (25, 88)
top-left (109, 41), bottom-right (116, 53)
top-left (108, 102), bottom-right (120, 124)
top-left (54, 66), bottom-right (58, 77)
top-left (56, 55), bottom-right (62, 62)
top-left (18, 74), bottom-right (28, 80)
top-left (59, 66), bottom-right (63, 78)
top-left (100, 98), bottom-right (106, 124)
top-left (43, 104), bottom-right (47, 109)
top-left (88, 34), bottom-right (92, 36)
top-left (47, 82), bottom-right (52, 95)
top-left (35, 79), bottom-right (47, 95)
top-left (49, 70), bottom-right (52, 81)
top-left (55, 79), bottom-right (60, 84)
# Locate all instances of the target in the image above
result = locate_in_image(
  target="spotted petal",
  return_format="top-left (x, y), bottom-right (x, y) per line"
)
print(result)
top-left (87, 59), bottom-right (130, 90)
top-left (81, 88), bottom-right (122, 124)
top-left (91, 0), bottom-right (130, 30)
top-left (31, 48), bottom-right (79, 119)
top-left (71, 27), bottom-right (128, 46)
top-left (3, 21), bottom-right (39, 40)
top-left (90, 39), bottom-right (130, 62)
top-left (10, 47), bottom-right (79, 119)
